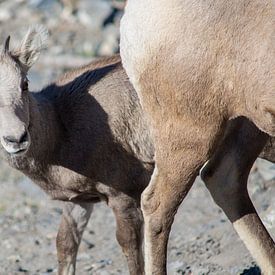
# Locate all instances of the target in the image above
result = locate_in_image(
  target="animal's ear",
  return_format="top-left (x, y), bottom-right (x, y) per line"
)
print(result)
top-left (17, 25), bottom-right (48, 70)
top-left (4, 36), bottom-right (10, 53)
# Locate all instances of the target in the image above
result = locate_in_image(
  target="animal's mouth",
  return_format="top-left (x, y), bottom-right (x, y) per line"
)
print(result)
top-left (2, 142), bottom-right (30, 156)
top-left (10, 147), bottom-right (28, 156)
top-left (0, 132), bottom-right (30, 156)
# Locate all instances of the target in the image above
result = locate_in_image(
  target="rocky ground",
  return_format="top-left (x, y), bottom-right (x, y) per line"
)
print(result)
top-left (0, 160), bottom-right (274, 275)
top-left (0, 1), bottom-right (275, 274)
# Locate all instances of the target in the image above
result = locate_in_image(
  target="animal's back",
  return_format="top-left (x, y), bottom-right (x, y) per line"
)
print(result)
top-left (54, 55), bottom-right (154, 165)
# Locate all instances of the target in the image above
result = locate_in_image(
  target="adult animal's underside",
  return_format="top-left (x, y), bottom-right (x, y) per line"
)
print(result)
top-left (120, 1), bottom-right (275, 274)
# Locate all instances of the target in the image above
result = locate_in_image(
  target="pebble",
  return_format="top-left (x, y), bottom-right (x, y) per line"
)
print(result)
top-left (18, 267), bottom-right (28, 273)
top-left (84, 259), bottom-right (113, 271)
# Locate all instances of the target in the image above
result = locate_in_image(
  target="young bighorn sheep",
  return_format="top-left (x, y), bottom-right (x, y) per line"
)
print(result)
top-left (120, 1), bottom-right (274, 274)
top-left (0, 27), bottom-right (154, 275)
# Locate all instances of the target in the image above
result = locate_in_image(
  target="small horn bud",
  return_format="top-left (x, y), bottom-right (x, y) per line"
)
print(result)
top-left (4, 36), bottom-right (10, 53)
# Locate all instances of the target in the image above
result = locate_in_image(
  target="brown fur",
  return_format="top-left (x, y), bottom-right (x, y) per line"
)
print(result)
top-left (0, 47), bottom-right (153, 274)
top-left (120, 0), bottom-right (275, 274)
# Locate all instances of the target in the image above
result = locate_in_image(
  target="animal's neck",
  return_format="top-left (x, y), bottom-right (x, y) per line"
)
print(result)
top-left (29, 92), bottom-right (60, 156)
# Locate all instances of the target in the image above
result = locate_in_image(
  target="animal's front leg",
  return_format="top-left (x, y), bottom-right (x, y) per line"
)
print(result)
top-left (56, 201), bottom-right (93, 275)
top-left (109, 195), bottom-right (144, 275)
top-left (201, 118), bottom-right (275, 274)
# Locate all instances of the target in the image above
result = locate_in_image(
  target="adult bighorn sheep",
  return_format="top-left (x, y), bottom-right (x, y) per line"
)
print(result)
top-left (0, 25), bottom-right (274, 275)
top-left (120, 1), bottom-right (275, 274)
top-left (0, 26), bottom-right (154, 275)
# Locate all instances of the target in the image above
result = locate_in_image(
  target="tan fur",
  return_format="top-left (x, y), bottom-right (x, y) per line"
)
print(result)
top-left (120, 1), bottom-right (275, 274)
top-left (201, 117), bottom-right (275, 274)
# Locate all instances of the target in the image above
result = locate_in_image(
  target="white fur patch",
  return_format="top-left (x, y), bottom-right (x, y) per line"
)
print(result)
top-left (21, 25), bottom-right (49, 53)
top-left (142, 166), bottom-right (159, 274)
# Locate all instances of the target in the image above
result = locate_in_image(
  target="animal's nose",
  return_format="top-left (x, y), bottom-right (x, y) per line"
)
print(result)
top-left (3, 131), bottom-right (28, 144)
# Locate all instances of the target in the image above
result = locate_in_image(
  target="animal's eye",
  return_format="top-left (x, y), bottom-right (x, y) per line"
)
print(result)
top-left (22, 80), bottom-right (28, 92)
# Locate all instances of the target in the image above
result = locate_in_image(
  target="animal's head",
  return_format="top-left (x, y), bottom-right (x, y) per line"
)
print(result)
top-left (0, 26), bottom-right (48, 155)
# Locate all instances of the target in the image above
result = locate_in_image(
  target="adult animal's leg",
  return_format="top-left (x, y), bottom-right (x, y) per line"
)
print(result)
top-left (141, 122), bottom-right (214, 275)
top-left (201, 118), bottom-right (275, 274)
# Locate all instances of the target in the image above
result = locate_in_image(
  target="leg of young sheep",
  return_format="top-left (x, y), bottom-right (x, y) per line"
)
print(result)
top-left (201, 118), bottom-right (275, 274)
top-left (109, 196), bottom-right (144, 275)
top-left (56, 202), bottom-right (93, 275)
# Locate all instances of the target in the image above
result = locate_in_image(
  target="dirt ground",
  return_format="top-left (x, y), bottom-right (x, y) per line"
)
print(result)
top-left (0, 1), bottom-right (275, 274)
top-left (0, 159), bottom-right (274, 275)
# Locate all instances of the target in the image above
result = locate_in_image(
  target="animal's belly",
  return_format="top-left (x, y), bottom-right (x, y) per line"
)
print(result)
top-left (26, 170), bottom-right (102, 202)
top-left (46, 188), bottom-right (102, 203)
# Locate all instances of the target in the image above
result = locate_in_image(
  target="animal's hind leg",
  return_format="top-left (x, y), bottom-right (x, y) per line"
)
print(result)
top-left (109, 195), bottom-right (144, 275)
top-left (141, 123), bottom-right (214, 275)
top-left (201, 118), bottom-right (275, 274)
top-left (56, 202), bottom-right (93, 275)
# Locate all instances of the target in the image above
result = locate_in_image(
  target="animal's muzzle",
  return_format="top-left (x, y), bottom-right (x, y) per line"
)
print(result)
top-left (1, 130), bottom-right (30, 154)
